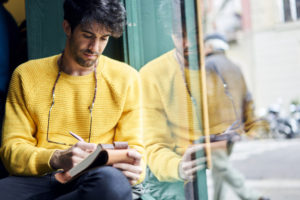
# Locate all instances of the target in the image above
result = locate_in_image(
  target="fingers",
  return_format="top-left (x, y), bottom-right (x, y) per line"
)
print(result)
top-left (180, 164), bottom-right (206, 181)
top-left (179, 154), bottom-right (207, 181)
top-left (74, 141), bottom-right (97, 152)
top-left (71, 155), bottom-right (84, 166)
top-left (55, 143), bottom-right (96, 171)
top-left (184, 164), bottom-right (206, 177)
top-left (113, 163), bottom-right (142, 185)
top-left (121, 169), bottom-right (140, 181)
top-left (179, 163), bottom-right (205, 181)
top-left (129, 180), bottom-right (137, 185)
top-left (181, 173), bottom-right (195, 181)
top-left (113, 163), bottom-right (142, 175)
top-left (182, 144), bottom-right (205, 161)
top-left (127, 150), bottom-right (141, 165)
top-left (71, 145), bottom-right (91, 159)
top-left (181, 157), bottom-right (206, 170)
top-left (185, 144), bottom-right (204, 155)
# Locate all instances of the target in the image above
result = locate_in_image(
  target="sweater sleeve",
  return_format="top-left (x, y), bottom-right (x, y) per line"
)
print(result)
top-left (0, 69), bottom-right (56, 176)
top-left (114, 70), bottom-right (146, 183)
top-left (243, 91), bottom-right (270, 136)
top-left (140, 68), bottom-right (182, 182)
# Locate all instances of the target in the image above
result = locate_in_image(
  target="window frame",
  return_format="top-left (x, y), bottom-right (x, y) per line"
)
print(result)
top-left (279, 0), bottom-right (300, 22)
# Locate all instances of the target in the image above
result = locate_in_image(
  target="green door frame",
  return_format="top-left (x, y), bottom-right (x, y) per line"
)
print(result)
top-left (122, 0), bottom-right (144, 70)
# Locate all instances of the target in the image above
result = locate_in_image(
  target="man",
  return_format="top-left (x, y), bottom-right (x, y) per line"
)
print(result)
top-left (0, 0), bottom-right (144, 199)
top-left (140, 1), bottom-right (268, 199)
top-left (204, 33), bottom-right (269, 200)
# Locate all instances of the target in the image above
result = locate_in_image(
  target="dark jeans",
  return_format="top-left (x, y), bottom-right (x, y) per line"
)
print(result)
top-left (0, 166), bottom-right (132, 200)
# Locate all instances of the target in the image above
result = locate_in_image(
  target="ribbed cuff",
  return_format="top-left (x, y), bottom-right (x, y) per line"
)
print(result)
top-left (36, 149), bottom-right (57, 174)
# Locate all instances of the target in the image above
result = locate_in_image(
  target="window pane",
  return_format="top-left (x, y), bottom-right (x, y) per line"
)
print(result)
top-left (126, 0), bottom-right (299, 199)
top-left (135, 0), bottom-right (209, 199)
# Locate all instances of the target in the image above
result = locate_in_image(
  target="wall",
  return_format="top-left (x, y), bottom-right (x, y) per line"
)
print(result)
top-left (251, 0), bottom-right (300, 114)
top-left (219, 0), bottom-right (300, 116)
top-left (253, 23), bottom-right (300, 113)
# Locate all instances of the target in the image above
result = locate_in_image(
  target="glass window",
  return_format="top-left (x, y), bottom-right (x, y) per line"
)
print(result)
top-left (126, 0), bottom-right (298, 199)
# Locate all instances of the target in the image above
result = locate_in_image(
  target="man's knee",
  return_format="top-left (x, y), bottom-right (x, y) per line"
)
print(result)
top-left (84, 166), bottom-right (132, 200)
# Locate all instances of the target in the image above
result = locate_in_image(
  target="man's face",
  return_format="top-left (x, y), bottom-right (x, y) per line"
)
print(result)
top-left (67, 21), bottom-right (111, 68)
top-left (172, 26), bottom-right (198, 66)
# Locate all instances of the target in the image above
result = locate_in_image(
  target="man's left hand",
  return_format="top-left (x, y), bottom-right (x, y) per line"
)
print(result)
top-left (113, 150), bottom-right (142, 185)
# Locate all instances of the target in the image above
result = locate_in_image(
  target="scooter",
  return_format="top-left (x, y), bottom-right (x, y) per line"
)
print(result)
top-left (266, 104), bottom-right (295, 139)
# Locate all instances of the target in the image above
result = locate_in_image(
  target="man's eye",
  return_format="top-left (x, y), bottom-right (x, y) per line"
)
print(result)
top-left (83, 34), bottom-right (92, 38)
top-left (100, 37), bottom-right (109, 41)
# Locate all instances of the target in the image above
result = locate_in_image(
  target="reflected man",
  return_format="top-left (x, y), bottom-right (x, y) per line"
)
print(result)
top-left (140, 0), bottom-right (268, 199)
top-left (140, 1), bottom-right (207, 199)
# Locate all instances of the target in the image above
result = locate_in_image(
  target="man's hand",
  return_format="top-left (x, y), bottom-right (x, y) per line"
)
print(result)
top-left (50, 141), bottom-right (97, 171)
top-left (113, 150), bottom-right (142, 185)
top-left (179, 145), bottom-right (206, 181)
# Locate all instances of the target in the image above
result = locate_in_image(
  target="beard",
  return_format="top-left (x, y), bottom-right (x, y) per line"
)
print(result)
top-left (73, 49), bottom-right (99, 68)
top-left (69, 38), bottom-right (99, 68)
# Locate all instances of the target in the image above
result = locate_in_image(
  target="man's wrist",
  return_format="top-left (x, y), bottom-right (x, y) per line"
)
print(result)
top-left (50, 150), bottom-right (61, 170)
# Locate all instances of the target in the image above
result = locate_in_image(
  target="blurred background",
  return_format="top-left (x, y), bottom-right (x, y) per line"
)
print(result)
top-left (203, 0), bottom-right (300, 199)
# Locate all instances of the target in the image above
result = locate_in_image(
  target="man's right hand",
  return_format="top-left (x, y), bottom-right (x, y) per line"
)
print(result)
top-left (50, 141), bottom-right (97, 171)
top-left (179, 145), bottom-right (207, 181)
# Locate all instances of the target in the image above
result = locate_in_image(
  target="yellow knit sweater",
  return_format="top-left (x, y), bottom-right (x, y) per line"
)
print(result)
top-left (1, 54), bottom-right (145, 182)
top-left (140, 51), bottom-right (201, 182)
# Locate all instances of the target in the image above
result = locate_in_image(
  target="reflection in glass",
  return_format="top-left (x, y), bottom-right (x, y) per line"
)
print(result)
top-left (141, 0), bottom-right (208, 199)
top-left (140, 0), bottom-right (269, 200)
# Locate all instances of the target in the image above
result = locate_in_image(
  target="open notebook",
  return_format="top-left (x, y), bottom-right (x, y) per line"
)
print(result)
top-left (55, 142), bottom-right (135, 183)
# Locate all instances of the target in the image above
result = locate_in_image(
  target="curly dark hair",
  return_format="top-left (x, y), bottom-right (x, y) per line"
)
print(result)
top-left (63, 0), bottom-right (126, 38)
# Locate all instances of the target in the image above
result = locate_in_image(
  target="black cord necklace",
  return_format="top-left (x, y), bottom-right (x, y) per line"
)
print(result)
top-left (49, 52), bottom-right (98, 143)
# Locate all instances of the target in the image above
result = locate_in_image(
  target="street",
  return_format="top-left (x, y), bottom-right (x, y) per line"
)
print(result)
top-left (206, 138), bottom-right (300, 200)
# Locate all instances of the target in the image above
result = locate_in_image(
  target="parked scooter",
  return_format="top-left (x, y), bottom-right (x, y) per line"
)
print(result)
top-left (265, 104), bottom-right (295, 139)
top-left (288, 103), bottom-right (300, 135)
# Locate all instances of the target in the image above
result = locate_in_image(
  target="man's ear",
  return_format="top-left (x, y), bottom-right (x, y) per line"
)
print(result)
top-left (63, 20), bottom-right (72, 38)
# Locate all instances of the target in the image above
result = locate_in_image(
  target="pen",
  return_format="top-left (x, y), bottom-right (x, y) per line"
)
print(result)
top-left (69, 131), bottom-right (84, 142)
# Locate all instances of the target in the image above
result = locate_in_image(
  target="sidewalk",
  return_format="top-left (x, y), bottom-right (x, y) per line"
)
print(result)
top-left (206, 138), bottom-right (300, 200)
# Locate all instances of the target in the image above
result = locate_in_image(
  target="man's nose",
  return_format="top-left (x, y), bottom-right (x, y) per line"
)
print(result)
top-left (184, 34), bottom-right (198, 50)
top-left (182, 37), bottom-right (192, 50)
top-left (88, 39), bottom-right (100, 53)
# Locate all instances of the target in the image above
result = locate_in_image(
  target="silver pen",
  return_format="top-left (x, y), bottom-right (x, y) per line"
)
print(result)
top-left (69, 131), bottom-right (84, 142)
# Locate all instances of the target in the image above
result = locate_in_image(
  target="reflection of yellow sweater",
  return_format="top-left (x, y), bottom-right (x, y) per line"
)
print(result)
top-left (1, 54), bottom-right (145, 182)
top-left (140, 50), bottom-right (263, 182)
top-left (141, 51), bottom-right (200, 182)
